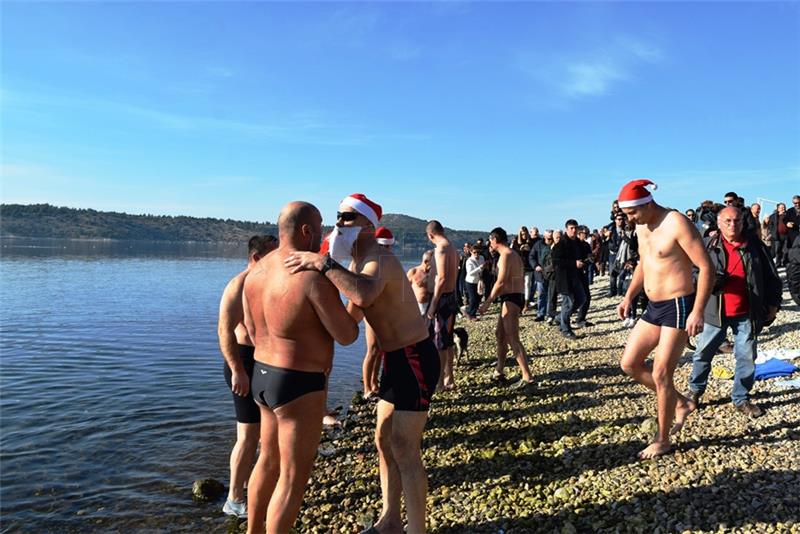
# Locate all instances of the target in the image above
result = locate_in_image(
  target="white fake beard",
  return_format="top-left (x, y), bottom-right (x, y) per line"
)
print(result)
top-left (328, 226), bottom-right (362, 265)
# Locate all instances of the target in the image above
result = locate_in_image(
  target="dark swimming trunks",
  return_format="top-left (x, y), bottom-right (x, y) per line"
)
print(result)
top-left (379, 337), bottom-right (441, 411)
top-left (641, 293), bottom-right (696, 329)
top-left (223, 344), bottom-right (260, 424)
top-left (434, 291), bottom-right (458, 350)
top-left (251, 361), bottom-right (326, 410)
top-left (498, 292), bottom-right (525, 310)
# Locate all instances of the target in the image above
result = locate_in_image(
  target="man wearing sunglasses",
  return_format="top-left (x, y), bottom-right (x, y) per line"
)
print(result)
top-left (285, 193), bottom-right (439, 534)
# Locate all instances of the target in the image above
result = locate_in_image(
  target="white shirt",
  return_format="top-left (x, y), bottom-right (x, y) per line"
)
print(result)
top-left (465, 256), bottom-right (485, 284)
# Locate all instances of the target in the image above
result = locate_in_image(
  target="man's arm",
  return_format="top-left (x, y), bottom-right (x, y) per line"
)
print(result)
top-left (479, 253), bottom-right (507, 313)
top-left (427, 247), bottom-right (448, 320)
top-left (618, 263), bottom-right (645, 320)
top-left (218, 276), bottom-right (249, 397)
top-left (285, 251), bottom-right (386, 309)
top-left (529, 246), bottom-right (541, 270)
top-left (759, 242), bottom-right (782, 321)
top-left (307, 272), bottom-right (359, 345)
top-left (676, 216), bottom-right (715, 337)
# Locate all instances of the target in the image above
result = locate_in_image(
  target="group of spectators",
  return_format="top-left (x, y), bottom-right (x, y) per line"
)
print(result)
top-left (452, 191), bottom-right (800, 335)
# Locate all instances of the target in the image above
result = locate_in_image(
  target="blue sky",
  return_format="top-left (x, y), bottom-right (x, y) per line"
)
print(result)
top-left (1, 1), bottom-right (798, 233)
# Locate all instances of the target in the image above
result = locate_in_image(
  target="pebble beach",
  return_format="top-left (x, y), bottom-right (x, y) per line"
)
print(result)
top-left (229, 274), bottom-right (800, 534)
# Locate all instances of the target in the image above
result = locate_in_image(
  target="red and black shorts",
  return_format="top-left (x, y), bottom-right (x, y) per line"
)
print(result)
top-left (379, 336), bottom-right (441, 412)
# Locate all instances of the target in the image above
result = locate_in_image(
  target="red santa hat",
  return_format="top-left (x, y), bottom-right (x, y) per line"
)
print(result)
top-left (375, 226), bottom-right (394, 246)
top-left (319, 231), bottom-right (333, 255)
top-left (339, 193), bottom-right (382, 228)
top-left (618, 179), bottom-right (658, 208)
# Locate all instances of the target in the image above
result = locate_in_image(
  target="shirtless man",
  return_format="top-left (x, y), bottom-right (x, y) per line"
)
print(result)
top-left (616, 180), bottom-right (714, 460)
top-left (243, 202), bottom-right (358, 534)
top-left (425, 220), bottom-right (459, 391)
top-left (218, 235), bottom-right (278, 518)
top-left (478, 227), bottom-right (535, 386)
top-left (407, 250), bottom-right (436, 318)
top-left (285, 193), bottom-right (440, 534)
top-left (363, 227), bottom-right (397, 399)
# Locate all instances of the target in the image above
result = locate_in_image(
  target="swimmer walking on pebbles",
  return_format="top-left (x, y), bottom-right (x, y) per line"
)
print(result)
top-left (616, 180), bottom-right (714, 460)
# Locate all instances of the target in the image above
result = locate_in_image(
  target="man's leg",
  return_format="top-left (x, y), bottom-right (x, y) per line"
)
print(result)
top-left (502, 302), bottom-right (533, 382)
top-left (372, 400), bottom-right (403, 534)
top-left (265, 391), bottom-right (326, 534)
top-left (495, 313), bottom-right (508, 376)
top-left (688, 322), bottom-right (726, 397)
top-left (730, 317), bottom-right (757, 407)
top-left (559, 292), bottom-right (574, 333)
top-left (547, 282), bottom-right (558, 319)
top-left (229, 422), bottom-right (260, 503)
top-left (442, 313), bottom-right (456, 389)
top-left (247, 407), bottom-right (280, 534)
top-left (638, 326), bottom-right (694, 458)
top-left (390, 410), bottom-right (430, 534)
top-left (535, 279), bottom-right (547, 319)
top-left (620, 319), bottom-right (662, 390)
top-left (576, 275), bottom-right (591, 323)
top-left (523, 272), bottom-right (533, 311)
top-left (608, 254), bottom-right (618, 295)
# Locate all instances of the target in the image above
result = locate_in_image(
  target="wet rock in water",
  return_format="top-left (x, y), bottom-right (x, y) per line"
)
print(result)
top-left (192, 478), bottom-right (225, 502)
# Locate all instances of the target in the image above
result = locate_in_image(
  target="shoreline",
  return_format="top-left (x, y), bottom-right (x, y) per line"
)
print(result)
top-left (288, 276), bottom-right (800, 533)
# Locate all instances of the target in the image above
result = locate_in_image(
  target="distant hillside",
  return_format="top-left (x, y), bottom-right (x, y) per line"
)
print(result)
top-left (0, 204), bottom-right (488, 258)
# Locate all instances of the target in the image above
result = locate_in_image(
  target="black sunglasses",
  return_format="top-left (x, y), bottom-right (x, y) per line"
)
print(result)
top-left (336, 211), bottom-right (358, 222)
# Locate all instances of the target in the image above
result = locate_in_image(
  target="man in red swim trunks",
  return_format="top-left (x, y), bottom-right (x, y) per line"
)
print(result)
top-left (285, 193), bottom-right (439, 534)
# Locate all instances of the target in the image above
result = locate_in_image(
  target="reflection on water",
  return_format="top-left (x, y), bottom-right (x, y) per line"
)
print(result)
top-left (0, 239), bottom-right (366, 532)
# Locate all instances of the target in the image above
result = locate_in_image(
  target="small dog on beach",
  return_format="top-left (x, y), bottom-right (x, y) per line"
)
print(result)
top-left (454, 327), bottom-right (469, 363)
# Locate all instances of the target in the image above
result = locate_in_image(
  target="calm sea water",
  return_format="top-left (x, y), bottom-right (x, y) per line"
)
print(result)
top-left (0, 239), bottom-right (370, 532)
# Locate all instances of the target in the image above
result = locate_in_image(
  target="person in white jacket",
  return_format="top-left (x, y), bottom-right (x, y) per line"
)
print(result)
top-left (461, 245), bottom-right (485, 320)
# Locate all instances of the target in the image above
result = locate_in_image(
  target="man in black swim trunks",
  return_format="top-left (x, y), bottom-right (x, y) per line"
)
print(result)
top-left (243, 202), bottom-right (359, 534)
top-left (425, 220), bottom-right (459, 391)
top-left (217, 235), bottom-right (277, 518)
top-left (616, 180), bottom-right (714, 460)
top-left (479, 227), bottom-right (535, 386)
top-left (285, 193), bottom-right (439, 534)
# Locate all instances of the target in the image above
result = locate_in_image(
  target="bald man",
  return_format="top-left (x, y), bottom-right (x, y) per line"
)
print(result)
top-left (243, 201), bottom-right (358, 534)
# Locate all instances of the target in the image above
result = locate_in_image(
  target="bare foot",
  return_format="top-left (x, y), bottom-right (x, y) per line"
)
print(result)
top-left (637, 441), bottom-right (671, 460)
top-left (670, 394), bottom-right (697, 435)
top-left (444, 382), bottom-right (456, 391)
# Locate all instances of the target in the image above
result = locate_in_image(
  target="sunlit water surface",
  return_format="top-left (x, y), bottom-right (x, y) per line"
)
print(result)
top-left (0, 239), bottom-right (375, 532)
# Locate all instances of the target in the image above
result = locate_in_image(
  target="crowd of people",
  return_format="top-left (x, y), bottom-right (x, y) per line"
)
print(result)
top-left (213, 186), bottom-right (797, 532)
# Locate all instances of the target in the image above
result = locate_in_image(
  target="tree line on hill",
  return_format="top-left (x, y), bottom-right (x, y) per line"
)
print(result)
top-left (0, 204), bottom-right (488, 259)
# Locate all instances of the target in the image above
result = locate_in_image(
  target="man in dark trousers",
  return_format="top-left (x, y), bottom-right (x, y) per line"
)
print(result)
top-left (607, 214), bottom-right (626, 296)
top-left (551, 219), bottom-right (586, 340)
top-left (575, 225), bottom-right (594, 328)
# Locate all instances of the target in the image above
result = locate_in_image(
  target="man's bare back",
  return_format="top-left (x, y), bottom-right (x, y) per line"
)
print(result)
top-left (245, 251), bottom-right (340, 372)
top-left (408, 253), bottom-right (435, 306)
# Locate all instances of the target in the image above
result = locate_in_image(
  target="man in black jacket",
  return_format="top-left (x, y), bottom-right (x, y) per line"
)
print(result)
top-left (785, 195), bottom-right (800, 249)
top-left (768, 203), bottom-right (789, 267)
top-left (687, 206), bottom-right (782, 418)
top-left (606, 214), bottom-right (626, 296)
top-left (529, 230), bottom-right (554, 322)
top-left (552, 219), bottom-right (586, 339)
top-left (575, 226), bottom-right (594, 328)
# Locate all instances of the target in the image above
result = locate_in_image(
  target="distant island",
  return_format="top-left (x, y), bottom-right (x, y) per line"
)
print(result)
top-left (0, 204), bottom-right (489, 257)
